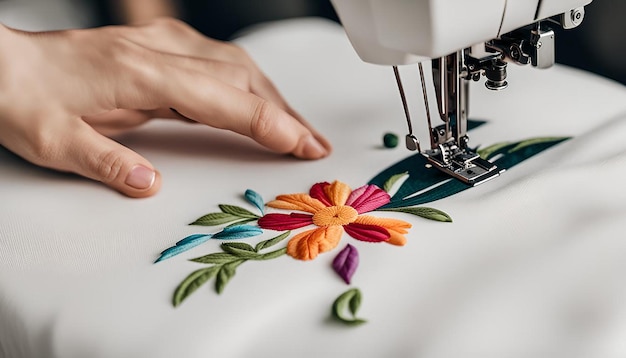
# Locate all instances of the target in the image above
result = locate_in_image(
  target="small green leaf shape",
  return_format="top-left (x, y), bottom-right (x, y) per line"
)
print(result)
top-left (219, 204), bottom-right (260, 219)
top-left (190, 212), bottom-right (240, 226)
top-left (254, 231), bottom-right (291, 252)
top-left (379, 207), bottom-right (452, 222)
top-left (173, 266), bottom-right (220, 306)
top-left (332, 288), bottom-right (366, 326)
top-left (257, 247), bottom-right (287, 260)
top-left (382, 172), bottom-right (409, 193)
top-left (190, 252), bottom-right (239, 264)
top-left (224, 218), bottom-right (257, 228)
top-left (215, 260), bottom-right (245, 294)
top-left (220, 243), bottom-right (260, 259)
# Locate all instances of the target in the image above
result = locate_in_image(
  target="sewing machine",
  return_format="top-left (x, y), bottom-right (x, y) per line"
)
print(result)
top-left (330, 0), bottom-right (592, 185)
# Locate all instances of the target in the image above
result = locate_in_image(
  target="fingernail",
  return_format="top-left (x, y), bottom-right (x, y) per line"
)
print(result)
top-left (125, 165), bottom-right (156, 190)
top-left (302, 135), bottom-right (328, 159)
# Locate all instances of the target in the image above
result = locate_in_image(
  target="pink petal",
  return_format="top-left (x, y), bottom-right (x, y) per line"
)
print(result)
top-left (258, 213), bottom-right (313, 231)
top-left (332, 244), bottom-right (359, 284)
top-left (309, 182), bottom-right (333, 207)
top-left (345, 185), bottom-right (390, 214)
top-left (344, 222), bottom-right (390, 242)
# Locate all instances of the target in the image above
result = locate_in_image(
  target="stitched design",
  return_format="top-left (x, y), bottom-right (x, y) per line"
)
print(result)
top-left (156, 126), bottom-right (569, 325)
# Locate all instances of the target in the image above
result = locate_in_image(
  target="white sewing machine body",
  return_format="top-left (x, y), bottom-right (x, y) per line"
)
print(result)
top-left (331, 0), bottom-right (592, 185)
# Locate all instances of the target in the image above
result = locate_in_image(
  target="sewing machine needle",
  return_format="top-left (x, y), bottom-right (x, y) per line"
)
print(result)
top-left (418, 63), bottom-right (436, 149)
top-left (392, 66), bottom-right (420, 152)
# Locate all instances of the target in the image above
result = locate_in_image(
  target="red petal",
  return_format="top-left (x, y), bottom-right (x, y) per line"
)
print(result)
top-left (309, 182), bottom-right (333, 207)
top-left (258, 213), bottom-right (313, 231)
top-left (344, 222), bottom-right (390, 242)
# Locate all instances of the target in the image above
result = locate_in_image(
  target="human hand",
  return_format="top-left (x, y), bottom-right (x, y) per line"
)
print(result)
top-left (0, 18), bottom-right (331, 198)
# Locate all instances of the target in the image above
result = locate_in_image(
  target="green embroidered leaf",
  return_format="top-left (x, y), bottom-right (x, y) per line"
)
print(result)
top-left (379, 207), bottom-right (453, 222)
top-left (215, 260), bottom-right (245, 294)
top-left (219, 204), bottom-right (260, 219)
top-left (190, 252), bottom-right (239, 264)
top-left (222, 242), bottom-right (255, 252)
top-left (221, 243), bottom-right (261, 259)
top-left (173, 266), bottom-right (220, 306)
top-left (256, 247), bottom-right (287, 260)
top-left (190, 212), bottom-right (240, 226)
top-left (507, 137), bottom-right (567, 154)
top-left (225, 218), bottom-right (257, 228)
top-left (382, 172), bottom-right (409, 193)
top-left (332, 288), bottom-right (367, 326)
top-left (254, 231), bottom-right (291, 252)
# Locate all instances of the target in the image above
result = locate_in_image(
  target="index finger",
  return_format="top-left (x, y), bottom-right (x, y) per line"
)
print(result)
top-left (114, 55), bottom-right (329, 159)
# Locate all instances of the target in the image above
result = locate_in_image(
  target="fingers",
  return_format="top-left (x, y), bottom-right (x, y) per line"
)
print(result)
top-left (159, 72), bottom-right (329, 159)
top-left (30, 119), bottom-right (161, 198)
top-left (247, 72), bottom-right (333, 154)
top-left (122, 19), bottom-right (332, 153)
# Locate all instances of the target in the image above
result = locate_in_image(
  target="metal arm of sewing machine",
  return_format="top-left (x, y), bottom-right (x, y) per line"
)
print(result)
top-left (404, 10), bottom-right (585, 186)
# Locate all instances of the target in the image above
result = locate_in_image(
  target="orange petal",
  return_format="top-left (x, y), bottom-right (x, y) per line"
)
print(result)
top-left (286, 226), bottom-right (343, 260)
top-left (267, 194), bottom-right (326, 214)
top-left (324, 181), bottom-right (352, 206)
top-left (355, 215), bottom-right (411, 246)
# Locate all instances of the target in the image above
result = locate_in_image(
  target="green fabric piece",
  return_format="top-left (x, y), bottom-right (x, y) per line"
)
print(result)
top-left (332, 288), bottom-right (367, 326)
top-left (369, 136), bottom-right (570, 208)
top-left (378, 207), bottom-right (453, 222)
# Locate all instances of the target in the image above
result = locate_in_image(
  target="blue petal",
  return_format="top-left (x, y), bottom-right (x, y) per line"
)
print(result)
top-left (213, 225), bottom-right (263, 240)
top-left (244, 189), bottom-right (265, 215)
top-left (155, 234), bottom-right (212, 263)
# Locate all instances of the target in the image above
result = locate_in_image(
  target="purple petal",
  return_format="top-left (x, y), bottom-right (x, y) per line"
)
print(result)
top-left (332, 244), bottom-right (359, 284)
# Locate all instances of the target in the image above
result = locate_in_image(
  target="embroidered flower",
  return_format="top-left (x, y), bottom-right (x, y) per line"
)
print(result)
top-left (258, 181), bottom-right (411, 260)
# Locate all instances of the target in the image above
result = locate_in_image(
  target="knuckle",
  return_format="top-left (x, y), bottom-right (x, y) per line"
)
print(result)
top-left (28, 131), bottom-right (56, 164)
top-left (24, 115), bottom-right (62, 165)
top-left (108, 40), bottom-right (161, 108)
top-left (91, 150), bottom-right (125, 184)
top-left (149, 17), bottom-right (191, 34)
top-left (225, 63), bottom-right (251, 91)
top-left (222, 43), bottom-right (251, 63)
top-left (249, 100), bottom-right (275, 140)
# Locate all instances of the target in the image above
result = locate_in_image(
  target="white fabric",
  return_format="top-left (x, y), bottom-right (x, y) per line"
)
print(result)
top-left (1, 18), bottom-right (626, 358)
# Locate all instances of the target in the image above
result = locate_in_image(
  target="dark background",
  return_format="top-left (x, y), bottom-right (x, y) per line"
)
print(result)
top-left (93, 0), bottom-right (625, 85)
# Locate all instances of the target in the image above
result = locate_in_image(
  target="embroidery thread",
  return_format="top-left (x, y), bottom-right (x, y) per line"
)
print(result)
top-left (157, 131), bottom-right (569, 325)
top-left (157, 182), bottom-right (451, 314)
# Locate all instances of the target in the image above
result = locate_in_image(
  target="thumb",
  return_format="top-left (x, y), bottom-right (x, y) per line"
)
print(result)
top-left (59, 121), bottom-right (161, 197)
